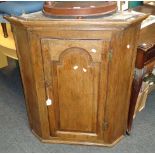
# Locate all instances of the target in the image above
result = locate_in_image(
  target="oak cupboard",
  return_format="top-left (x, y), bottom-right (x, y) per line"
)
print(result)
top-left (6, 12), bottom-right (147, 146)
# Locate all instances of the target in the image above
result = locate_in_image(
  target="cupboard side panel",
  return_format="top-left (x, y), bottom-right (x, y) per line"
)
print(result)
top-left (28, 32), bottom-right (50, 139)
top-left (12, 26), bottom-right (43, 137)
top-left (104, 24), bottom-right (141, 143)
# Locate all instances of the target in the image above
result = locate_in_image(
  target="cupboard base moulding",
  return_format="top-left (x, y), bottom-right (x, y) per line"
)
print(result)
top-left (32, 130), bottom-right (124, 147)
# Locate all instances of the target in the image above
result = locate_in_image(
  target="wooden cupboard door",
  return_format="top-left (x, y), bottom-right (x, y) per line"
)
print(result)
top-left (41, 39), bottom-right (109, 141)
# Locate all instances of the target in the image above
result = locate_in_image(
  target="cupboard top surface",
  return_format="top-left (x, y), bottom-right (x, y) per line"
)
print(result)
top-left (5, 11), bottom-right (148, 29)
top-left (16, 10), bottom-right (146, 21)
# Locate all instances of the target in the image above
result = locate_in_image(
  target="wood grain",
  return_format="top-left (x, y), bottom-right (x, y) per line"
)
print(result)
top-left (7, 12), bottom-right (147, 146)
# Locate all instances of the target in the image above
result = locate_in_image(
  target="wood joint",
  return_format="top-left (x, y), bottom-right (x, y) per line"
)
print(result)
top-left (103, 121), bottom-right (108, 130)
top-left (108, 49), bottom-right (113, 62)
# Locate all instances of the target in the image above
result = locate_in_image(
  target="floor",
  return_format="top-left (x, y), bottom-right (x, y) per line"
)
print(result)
top-left (0, 59), bottom-right (155, 153)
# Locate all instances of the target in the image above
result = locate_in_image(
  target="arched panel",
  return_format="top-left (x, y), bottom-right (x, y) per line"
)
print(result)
top-left (55, 47), bottom-right (100, 132)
